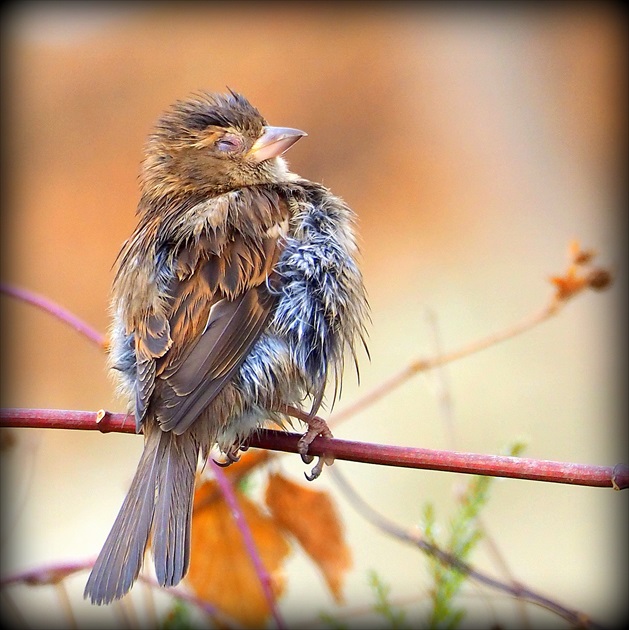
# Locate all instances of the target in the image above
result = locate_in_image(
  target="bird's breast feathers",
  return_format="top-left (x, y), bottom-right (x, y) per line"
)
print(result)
top-left (109, 182), bottom-right (367, 426)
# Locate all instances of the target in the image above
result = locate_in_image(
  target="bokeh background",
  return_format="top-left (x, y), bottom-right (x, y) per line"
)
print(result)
top-left (1, 2), bottom-right (627, 628)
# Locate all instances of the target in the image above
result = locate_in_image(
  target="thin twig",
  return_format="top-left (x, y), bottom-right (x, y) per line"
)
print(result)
top-left (478, 521), bottom-right (531, 628)
top-left (210, 460), bottom-right (286, 630)
top-left (415, 298), bottom-right (564, 372)
top-left (0, 560), bottom-right (91, 587)
top-left (330, 298), bottom-right (563, 427)
top-left (423, 307), bottom-right (457, 450)
top-left (1, 409), bottom-right (626, 489)
top-left (252, 429), bottom-right (627, 489)
top-left (329, 467), bottom-right (604, 630)
top-left (424, 310), bottom-right (530, 627)
top-left (54, 581), bottom-right (77, 629)
top-left (0, 284), bottom-right (106, 348)
top-left (0, 559), bottom-right (234, 626)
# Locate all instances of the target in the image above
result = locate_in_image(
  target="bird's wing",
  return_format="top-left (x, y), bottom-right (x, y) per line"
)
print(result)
top-left (155, 234), bottom-right (284, 435)
top-left (127, 191), bottom-right (288, 436)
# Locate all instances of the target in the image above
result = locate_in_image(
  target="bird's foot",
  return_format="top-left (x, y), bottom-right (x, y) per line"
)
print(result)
top-left (213, 444), bottom-right (242, 468)
top-left (297, 415), bottom-right (335, 481)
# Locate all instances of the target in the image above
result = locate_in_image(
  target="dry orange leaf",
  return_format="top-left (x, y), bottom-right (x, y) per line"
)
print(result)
top-left (550, 241), bottom-right (612, 300)
top-left (550, 264), bottom-right (587, 300)
top-left (265, 472), bottom-right (352, 603)
top-left (187, 479), bottom-right (290, 628)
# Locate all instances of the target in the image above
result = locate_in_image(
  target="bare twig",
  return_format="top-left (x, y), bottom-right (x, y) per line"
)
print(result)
top-left (329, 467), bottom-right (605, 630)
top-left (0, 560), bottom-right (91, 587)
top-left (1, 409), bottom-right (626, 489)
top-left (0, 284), bottom-right (106, 348)
top-left (424, 310), bottom-right (530, 627)
top-left (0, 559), bottom-right (237, 626)
top-left (331, 241), bottom-right (613, 429)
top-left (209, 460), bottom-right (286, 630)
top-left (54, 581), bottom-right (77, 630)
top-left (330, 298), bottom-right (564, 428)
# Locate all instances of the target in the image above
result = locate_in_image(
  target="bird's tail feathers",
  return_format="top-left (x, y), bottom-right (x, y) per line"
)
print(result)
top-left (152, 431), bottom-right (199, 587)
top-left (84, 427), bottom-right (199, 604)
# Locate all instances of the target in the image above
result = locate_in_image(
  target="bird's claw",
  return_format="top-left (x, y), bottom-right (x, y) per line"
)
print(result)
top-left (213, 458), bottom-right (233, 468)
top-left (213, 445), bottom-right (242, 468)
top-left (297, 416), bottom-right (334, 481)
top-left (304, 457), bottom-right (326, 481)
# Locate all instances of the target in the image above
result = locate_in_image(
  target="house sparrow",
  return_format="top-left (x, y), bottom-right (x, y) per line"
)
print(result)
top-left (84, 90), bottom-right (368, 604)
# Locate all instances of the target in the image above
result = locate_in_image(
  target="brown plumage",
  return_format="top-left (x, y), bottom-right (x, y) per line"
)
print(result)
top-left (84, 91), bottom-right (368, 604)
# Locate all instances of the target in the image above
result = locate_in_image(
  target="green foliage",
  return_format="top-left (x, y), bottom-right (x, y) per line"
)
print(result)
top-left (236, 473), bottom-right (255, 495)
top-left (320, 571), bottom-right (409, 629)
top-left (160, 600), bottom-right (195, 630)
top-left (368, 570), bottom-right (409, 629)
top-left (319, 611), bottom-right (350, 630)
top-left (421, 441), bottom-right (526, 629)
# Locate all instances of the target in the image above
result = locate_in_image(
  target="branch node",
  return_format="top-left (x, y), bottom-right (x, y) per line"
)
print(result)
top-left (611, 464), bottom-right (629, 491)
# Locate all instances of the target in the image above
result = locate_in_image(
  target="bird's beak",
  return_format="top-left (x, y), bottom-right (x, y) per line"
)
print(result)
top-left (248, 126), bottom-right (307, 163)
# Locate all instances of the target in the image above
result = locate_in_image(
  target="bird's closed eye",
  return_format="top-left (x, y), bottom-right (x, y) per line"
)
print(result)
top-left (216, 134), bottom-right (245, 153)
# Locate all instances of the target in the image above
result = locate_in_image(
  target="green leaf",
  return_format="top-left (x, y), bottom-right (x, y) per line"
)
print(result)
top-left (160, 600), bottom-right (195, 630)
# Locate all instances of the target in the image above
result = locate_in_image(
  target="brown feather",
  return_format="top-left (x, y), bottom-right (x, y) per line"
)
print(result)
top-left (138, 192), bottom-right (290, 434)
top-left (157, 283), bottom-right (276, 434)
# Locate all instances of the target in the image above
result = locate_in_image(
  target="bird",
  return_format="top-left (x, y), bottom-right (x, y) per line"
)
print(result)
top-left (84, 90), bottom-right (369, 605)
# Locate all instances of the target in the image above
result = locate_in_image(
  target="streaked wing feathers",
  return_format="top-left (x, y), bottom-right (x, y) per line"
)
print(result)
top-left (157, 283), bottom-right (276, 434)
top-left (156, 209), bottom-right (287, 434)
top-left (127, 189), bottom-right (289, 434)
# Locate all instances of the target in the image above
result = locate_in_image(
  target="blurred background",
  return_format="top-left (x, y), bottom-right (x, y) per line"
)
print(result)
top-left (1, 2), bottom-right (627, 628)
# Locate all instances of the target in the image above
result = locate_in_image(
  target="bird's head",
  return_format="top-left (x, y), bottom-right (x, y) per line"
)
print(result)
top-left (140, 90), bottom-right (306, 199)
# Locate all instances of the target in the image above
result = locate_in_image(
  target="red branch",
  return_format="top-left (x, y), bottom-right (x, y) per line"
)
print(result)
top-left (210, 460), bottom-right (285, 629)
top-left (0, 284), bottom-right (106, 347)
top-left (2, 408), bottom-right (626, 490)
